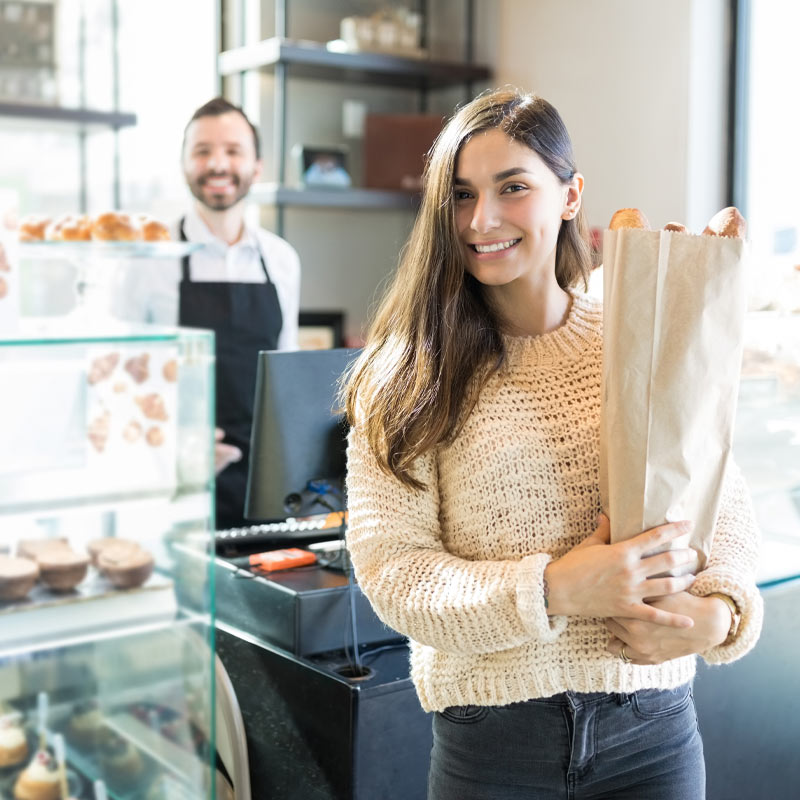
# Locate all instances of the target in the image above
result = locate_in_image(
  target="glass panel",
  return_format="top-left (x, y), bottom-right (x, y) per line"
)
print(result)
top-left (0, 326), bottom-right (216, 799)
top-left (0, 621), bottom-right (214, 799)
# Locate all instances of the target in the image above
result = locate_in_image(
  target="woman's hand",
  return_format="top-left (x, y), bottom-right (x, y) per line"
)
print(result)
top-left (605, 592), bottom-right (731, 664)
top-left (544, 514), bottom-right (699, 627)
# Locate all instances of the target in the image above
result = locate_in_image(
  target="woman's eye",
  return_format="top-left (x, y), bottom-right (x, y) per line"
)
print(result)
top-left (454, 190), bottom-right (473, 201)
top-left (503, 183), bottom-right (527, 194)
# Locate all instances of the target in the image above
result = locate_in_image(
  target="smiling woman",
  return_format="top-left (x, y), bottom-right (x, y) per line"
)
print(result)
top-left (340, 87), bottom-right (762, 800)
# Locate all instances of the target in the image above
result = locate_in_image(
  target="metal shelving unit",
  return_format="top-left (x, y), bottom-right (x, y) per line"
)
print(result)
top-left (217, 0), bottom-right (489, 235)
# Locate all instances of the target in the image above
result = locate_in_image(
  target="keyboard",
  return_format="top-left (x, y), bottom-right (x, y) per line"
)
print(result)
top-left (215, 514), bottom-right (346, 551)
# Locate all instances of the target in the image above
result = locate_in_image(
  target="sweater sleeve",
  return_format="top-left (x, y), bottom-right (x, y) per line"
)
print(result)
top-left (689, 459), bottom-right (764, 664)
top-left (345, 426), bottom-right (567, 655)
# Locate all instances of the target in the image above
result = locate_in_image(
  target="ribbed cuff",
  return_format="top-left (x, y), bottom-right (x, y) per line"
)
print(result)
top-left (690, 568), bottom-right (764, 664)
top-left (516, 552), bottom-right (568, 643)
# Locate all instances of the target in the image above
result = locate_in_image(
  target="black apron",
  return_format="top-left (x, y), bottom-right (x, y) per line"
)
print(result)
top-left (178, 218), bottom-right (283, 529)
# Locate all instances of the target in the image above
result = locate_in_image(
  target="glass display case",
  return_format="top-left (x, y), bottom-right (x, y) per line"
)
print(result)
top-left (0, 291), bottom-right (217, 799)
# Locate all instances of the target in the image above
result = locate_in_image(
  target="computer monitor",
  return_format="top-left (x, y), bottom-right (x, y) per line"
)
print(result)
top-left (245, 347), bottom-right (361, 521)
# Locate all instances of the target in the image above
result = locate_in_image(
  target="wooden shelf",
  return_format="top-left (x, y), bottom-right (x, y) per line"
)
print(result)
top-left (250, 182), bottom-right (419, 210)
top-left (218, 37), bottom-right (490, 89)
top-left (0, 101), bottom-right (137, 129)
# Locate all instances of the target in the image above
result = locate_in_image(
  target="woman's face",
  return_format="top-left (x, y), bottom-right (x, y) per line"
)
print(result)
top-left (453, 128), bottom-right (581, 292)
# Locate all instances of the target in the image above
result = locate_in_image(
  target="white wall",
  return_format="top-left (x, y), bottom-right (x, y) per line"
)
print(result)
top-left (493, 0), bottom-right (730, 233)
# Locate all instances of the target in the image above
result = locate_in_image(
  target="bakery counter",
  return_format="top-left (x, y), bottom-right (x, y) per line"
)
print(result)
top-left (0, 623), bottom-right (214, 800)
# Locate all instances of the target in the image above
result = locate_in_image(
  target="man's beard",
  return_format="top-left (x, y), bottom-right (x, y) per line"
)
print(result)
top-left (188, 171), bottom-right (254, 211)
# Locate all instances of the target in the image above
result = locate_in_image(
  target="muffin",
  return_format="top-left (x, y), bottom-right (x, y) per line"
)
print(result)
top-left (15, 539), bottom-right (68, 562)
top-left (0, 556), bottom-right (39, 602)
top-left (36, 549), bottom-right (89, 592)
top-left (0, 712), bottom-right (28, 768)
top-left (99, 730), bottom-right (143, 789)
top-left (86, 538), bottom-right (139, 568)
top-left (98, 547), bottom-right (155, 590)
top-left (13, 749), bottom-right (60, 800)
top-left (64, 700), bottom-right (104, 750)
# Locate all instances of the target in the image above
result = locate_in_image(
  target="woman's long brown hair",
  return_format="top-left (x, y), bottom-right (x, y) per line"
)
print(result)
top-left (343, 88), bottom-right (592, 489)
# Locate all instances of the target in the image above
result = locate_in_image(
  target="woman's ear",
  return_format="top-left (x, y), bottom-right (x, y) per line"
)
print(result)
top-left (562, 172), bottom-right (584, 220)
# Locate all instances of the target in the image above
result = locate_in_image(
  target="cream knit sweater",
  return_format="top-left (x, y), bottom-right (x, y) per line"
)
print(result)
top-left (346, 290), bottom-right (763, 713)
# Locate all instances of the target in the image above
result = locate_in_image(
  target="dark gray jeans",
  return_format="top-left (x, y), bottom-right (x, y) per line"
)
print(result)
top-left (428, 684), bottom-right (705, 799)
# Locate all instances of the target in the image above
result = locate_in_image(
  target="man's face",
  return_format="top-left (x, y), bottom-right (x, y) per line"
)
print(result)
top-left (182, 112), bottom-right (262, 211)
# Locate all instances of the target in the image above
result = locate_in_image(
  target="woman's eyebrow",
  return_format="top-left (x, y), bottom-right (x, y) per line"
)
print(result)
top-left (453, 168), bottom-right (531, 187)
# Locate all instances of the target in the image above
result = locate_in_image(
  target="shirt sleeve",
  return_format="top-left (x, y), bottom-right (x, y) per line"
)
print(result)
top-left (689, 459), bottom-right (764, 664)
top-left (345, 425), bottom-right (568, 656)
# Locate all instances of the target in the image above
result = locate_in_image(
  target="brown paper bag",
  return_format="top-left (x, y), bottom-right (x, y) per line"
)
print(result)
top-left (599, 228), bottom-right (748, 572)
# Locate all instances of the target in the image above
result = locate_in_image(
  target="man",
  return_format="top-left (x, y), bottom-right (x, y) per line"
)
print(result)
top-left (117, 98), bottom-right (300, 529)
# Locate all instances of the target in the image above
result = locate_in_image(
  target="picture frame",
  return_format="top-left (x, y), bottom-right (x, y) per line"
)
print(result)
top-left (293, 145), bottom-right (351, 188)
top-left (298, 311), bottom-right (346, 350)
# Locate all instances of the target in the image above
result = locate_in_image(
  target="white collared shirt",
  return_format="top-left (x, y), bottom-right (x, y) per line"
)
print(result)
top-left (114, 206), bottom-right (300, 350)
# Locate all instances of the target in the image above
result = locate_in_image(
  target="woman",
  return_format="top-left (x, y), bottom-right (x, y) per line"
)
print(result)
top-left (343, 88), bottom-right (762, 799)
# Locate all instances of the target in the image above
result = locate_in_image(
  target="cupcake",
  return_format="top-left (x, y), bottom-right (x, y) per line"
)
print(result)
top-left (36, 549), bottom-right (89, 592)
top-left (99, 730), bottom-right (143, 789)
top-left (96, 545), bottom-right (154, 590)
top-left (64, 700), bottom-right (104, 750)
top-left (13, 749), bottom-right (60, 800)
top-left (0, 557), bottom-right (39, 602)
top-left (15, 539), bottom-right (68, 562)
top-left (0, 712), bottom-right (28, 768)
top-left (86, 538), bottom-right (139, 567)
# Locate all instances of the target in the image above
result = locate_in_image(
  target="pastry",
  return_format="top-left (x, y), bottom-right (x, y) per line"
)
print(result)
top-left (0, 556), bottom-right (39, 601)
top-left (86, 537), bottom-right (140, 567)
top-left (91, 212), bottom-right (142, 242)
top-left (45, 214), bottom-right (91, 242)
top-left (99, 730), bottom-right (143, 789)
top-left (13, 749), bottom-right (60, 800)
top-left (663, 222), bottom-right (687, 233)
top-left (65, 700), bottom-right (104, 750)
top-left (135, 393), bottom-right (168, 421)
top-left (18, 215), bottom-right (51, 242)
top-left (702, 206), bottom-right (747, 239)
top-left (87, 411), bottom-right (111, 453)
top-left (88, 352), bottom-right (120, 385)
top-left (36, 548), bottom-right (89, 592)
top-left (162, 359), bottom-right (178, 382)
top-left (608, 208), bottom-right (650, 230)
top-left (0, 712), bottom-right (28, 767)
top-left (122, 420), bottom-right (142, 443)
top-left (138, 216), bottom-right (170, 242)
top-left (124, 353), bottom-right (150, 384)
top-left (0, 242), bottom-right (10, 270)
top-left (0, 277), bottom-right (7, 299)
top-left (98, 546), bottom-right (155, 589)
top-left (16, 539), bottom-right (68, 561)
top-left (145, 427), bottom-right (164, 447)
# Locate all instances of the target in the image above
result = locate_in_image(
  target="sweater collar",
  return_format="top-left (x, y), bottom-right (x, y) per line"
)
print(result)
top-left (501, 289), bottom-right (602, 366)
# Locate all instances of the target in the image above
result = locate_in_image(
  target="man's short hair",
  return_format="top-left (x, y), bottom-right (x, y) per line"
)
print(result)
top-left (183, 97), bottom-right (261, 159)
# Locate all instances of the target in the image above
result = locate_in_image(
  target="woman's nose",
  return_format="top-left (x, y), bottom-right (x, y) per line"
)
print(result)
top-left (470, 195), bottom-right (500, 234)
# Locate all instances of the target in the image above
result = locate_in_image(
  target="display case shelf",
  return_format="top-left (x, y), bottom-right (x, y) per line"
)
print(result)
top-left (218, 36), bottom-right (490, 88)
top-left (0, 573), bottom-right (178, 659)
top-left (0, 101), bottom-right (137, 130)
top-left (19, 241), bottom-right (204, 260)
